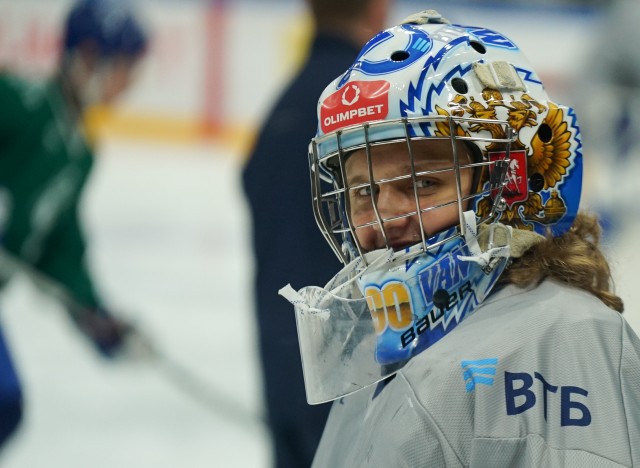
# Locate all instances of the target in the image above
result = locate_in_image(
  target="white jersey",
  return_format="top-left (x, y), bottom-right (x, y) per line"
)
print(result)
top-left (312, 280), bottom-right (640, 467)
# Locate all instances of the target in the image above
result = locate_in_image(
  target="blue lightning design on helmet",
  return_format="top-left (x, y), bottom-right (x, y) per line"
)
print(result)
top-left (338, 24), bottom-right (433, 88)
top-left (398, 36), bottom-right (469, 124)
top-left (514, 67), bottom-right (543, 85)
top-left (452, 25), bottom-right (518, 49)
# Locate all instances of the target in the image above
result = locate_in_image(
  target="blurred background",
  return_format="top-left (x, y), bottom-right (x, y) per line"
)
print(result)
top-left (0, 0), bottom-right (638, 467)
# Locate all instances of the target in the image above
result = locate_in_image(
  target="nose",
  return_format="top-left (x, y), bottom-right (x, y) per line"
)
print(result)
top-left (372, 184), bottom-right (420, 247)
top-left (375, 185), bottom-right (411, 224)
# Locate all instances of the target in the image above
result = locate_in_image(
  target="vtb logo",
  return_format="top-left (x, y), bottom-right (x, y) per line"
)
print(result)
top-left (461, 360), bottom-right (592, 427)
top-left (461, 358), bottom-right (498, 392)
top-left (505, 370), bottom-right (591, 427)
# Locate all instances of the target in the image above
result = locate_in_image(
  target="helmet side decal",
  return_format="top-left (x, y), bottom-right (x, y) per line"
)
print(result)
top-left (489, 150), bottom-right (528, 207)
top-left (320, 81), bottom-right (390, 134)
top-left (433, 94), bottom-right (582, 233)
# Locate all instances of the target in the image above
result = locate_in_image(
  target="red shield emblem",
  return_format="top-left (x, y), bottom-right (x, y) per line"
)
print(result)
top-left (320, 80), bottom-right (390, 133)
top-left (489, 150), bottom-right (528, 206)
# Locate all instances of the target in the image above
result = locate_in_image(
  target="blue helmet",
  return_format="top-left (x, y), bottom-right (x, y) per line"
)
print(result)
top-left (63, 0), bottom-right (147, 57)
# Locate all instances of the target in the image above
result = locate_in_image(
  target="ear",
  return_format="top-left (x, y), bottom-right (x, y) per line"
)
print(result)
top-left (73, 39), bottom-right (102, 71)
top-left (59, 39), bottom-right (104, 109)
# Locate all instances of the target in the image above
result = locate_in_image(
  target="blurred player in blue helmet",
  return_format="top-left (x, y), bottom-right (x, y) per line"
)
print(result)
top-left (0, 0), bottom-right (147, 448)
top-left (61, 0), bottom-right (147, 109)
top-left (281, 9), bottom-right (640, 467)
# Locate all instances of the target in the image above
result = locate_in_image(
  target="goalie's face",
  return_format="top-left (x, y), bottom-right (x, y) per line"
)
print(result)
top-left (344, 139), bottom-right (474, 253)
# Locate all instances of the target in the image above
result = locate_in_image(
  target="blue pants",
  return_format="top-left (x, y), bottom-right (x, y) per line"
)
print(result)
top-left (0, 322), bottom-right (23, 448)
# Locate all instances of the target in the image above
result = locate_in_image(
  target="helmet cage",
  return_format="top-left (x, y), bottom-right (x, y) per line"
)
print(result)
top-left (310, 115), bottom-right (517, 266)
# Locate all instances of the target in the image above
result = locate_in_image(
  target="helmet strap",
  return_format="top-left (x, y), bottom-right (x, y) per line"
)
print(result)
top-left (458, 211), bottom-right (511, 273)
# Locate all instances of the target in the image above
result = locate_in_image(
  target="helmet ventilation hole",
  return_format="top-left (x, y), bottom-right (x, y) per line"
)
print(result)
top-left (470, 41), bottom-right (486, 54)
top-left (390, 50), bottom-right (410, 62)
top-left (537, 124), bottom-right (553, 143)
top-left (529, 173), bottom-right (545, 192)
top-left (451, 77), bottom-right (469, 94)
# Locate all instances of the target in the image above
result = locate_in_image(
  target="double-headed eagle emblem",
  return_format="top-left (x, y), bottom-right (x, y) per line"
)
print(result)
top-left (435, 89), bottom-right (572, 230)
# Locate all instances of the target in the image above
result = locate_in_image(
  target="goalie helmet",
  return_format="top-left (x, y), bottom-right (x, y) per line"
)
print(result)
top-left (283, 10), bottom-right (583, 404)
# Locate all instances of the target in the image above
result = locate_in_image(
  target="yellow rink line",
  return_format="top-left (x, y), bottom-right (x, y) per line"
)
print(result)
top-left (85, 107), bottom-right (257, 158)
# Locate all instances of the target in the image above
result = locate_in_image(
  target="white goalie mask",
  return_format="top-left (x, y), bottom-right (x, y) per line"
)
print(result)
top-left (281, 10), bottom-right (583, 404)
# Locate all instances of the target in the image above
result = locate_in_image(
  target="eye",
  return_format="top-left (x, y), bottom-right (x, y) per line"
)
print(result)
top-left (354, 184), bottom-right (376, 197)
top-left (415, 178), bottom-right (436, 191)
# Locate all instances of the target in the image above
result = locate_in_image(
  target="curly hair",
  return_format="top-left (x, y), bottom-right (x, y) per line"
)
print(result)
top-left (499, 212), bottom-right (624, 313)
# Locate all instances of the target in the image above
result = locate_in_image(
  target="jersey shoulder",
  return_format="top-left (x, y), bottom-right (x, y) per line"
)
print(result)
top-left (395, 281), bottom-right (634, 467)
top-left (0, 74), bottom-right (48, 133)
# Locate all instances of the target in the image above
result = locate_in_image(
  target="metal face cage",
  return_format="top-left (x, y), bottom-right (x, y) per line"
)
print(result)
top-left (309, 116), bottom-right (517, 266)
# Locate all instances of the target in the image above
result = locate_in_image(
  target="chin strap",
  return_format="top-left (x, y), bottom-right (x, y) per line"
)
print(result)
top-left (457, 211), bottom-right (512, 273)
top-left (507, 228), bottom-right (546, 258)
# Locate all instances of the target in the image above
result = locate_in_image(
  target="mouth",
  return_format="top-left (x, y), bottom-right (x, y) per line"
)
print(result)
top-left (388, 237), bottom-right (423, 252)
top-left (366, 237), bottom-right (421, 253)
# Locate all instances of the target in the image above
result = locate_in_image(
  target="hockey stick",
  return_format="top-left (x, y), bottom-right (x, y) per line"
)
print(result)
top-left (0, 247), bottom-right (266, 431)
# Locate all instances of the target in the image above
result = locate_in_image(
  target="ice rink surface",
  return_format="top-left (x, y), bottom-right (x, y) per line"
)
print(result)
top-left (0, 138), bottom-right (271, 468)
top-left (1, 136), bottom-right (639, 468)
